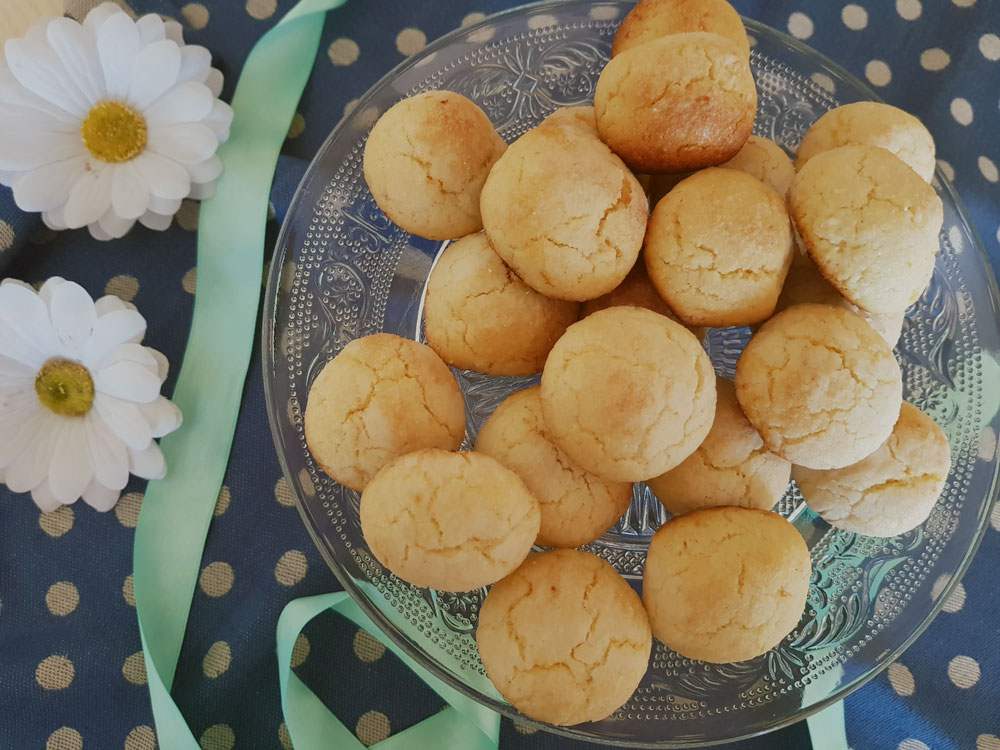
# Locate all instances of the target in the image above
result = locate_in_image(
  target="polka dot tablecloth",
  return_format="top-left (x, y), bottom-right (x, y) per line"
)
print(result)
top-left (1, 1), bottom-right (999, 749)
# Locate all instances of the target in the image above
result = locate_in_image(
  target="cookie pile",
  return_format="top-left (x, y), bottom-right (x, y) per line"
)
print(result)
top-left (304, 0), bottom-right (952, 727)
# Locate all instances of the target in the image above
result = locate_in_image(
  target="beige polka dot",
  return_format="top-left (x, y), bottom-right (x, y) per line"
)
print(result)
top-left (115, 491), bottom-right (143, 528)
top-left (203, 641), bottom-right (232, 678)
top-left (182, 267), bottom-right (197, 294)
top-left (353, 629), bottom-right (386, 663)
top-left (328, 38), bottom-right (359, 66)
top-left (39, 506), bottom-right (74, 537)
top-left (177, 200), bottom-right (200, 231)
top-left (948, 225), bottom-right (964, 253)
top-left (291, 633), bottom-right (310, 668)
top-left (298, 468), bottom-right (316, 497)
top-left (104, 274), bottom-right (140, 302)
top-left (0, 220), bottom-right (14, 251)
top-left (787, 12), bottom-right (814, 39)
top-left (214, 485), bottom-right (231, 517)
top-left (181, 3), bottom-right (209, 29)
top-left (513, 720), bottom-right (538, 735)
top-left (981, 33), bottom-right (1000, 61)
top-left (811, 72), bottom-right (836, 93)
top-left (921, 48), bottom-right (951, 71)
top-left (590, 6), bottom-right (620, 20)
top-left (898, 741), bottom-right (929, 750)
top-left (123, 651), bottom-right (147, 685)
top-left (978, 426), bottom-right (997, 462)
top-left (937, 159), bottom-right (956, 181)
top-left (461, 11), bottom-right (486, 26)
top-left (46, 727), bottom-right (82, 750)
top-left (841, 4), bottom-right (868, 30)
top-left (896, 0), bottom-right (922, 20)
top-left (991, 498), bottom-right (1000, 530)
top-left (46, 581), bottom-right (79, 616)
top-left (200, 724), bottom-right (235, 750)
top-left (275, 550), bottom-right (307, 586)
top-left (467, 25), bottom-right (496, 43)
top-left (278, 723), bottom-right (292, 750)
top-left (355, 711), bottom-right (390, 746)
top-left (287, 113), bottom-right (306, 139)
top-left (274, 476), bottom-right (295, 507)
top-left (123, 574), bottom-right (136, 607)
top-left (947, 654), bottom-right (981, 688)
top-left (357, 107), bottom-right (380, 130)
top-left (124, 725), bottom-right (157, 750)
top-left (245, 0), bottom-right (276, 20)
top-left (888, 662), bottom-right (915, 695)
top-left (931, 574), bottom-right (967, 612)
top-left (951, 97), bottom-right (974, 125)
top-left (527, 13), bottom-right (557, 30)
top-left (978, 735), bottom-right (1000, 750)
top-left (952, 0), bottom-right (976, 6)
top-left (746, 34), bottom-right (757, 48)
top-left (396, 27), bottom-right (426, 56)
top-left (36, 655), bottom-right (74, 690)
top-left (343, 99), bottom-right (359, 118)
top-left (865, 60), bottom-right (892, 87)
top-left (200, 561), bottom-right (234, 597)
top-left (979, 155), bottom-right (999, 183)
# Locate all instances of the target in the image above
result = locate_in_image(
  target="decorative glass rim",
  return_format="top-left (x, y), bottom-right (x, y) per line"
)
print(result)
top-left (261, 2), bottom-right (1000, 745)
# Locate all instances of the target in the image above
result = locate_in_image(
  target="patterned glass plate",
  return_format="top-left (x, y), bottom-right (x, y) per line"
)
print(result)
top-left (262, 2), bottom-right (1000, 745)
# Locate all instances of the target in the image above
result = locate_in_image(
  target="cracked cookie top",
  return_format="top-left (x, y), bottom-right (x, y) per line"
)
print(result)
top-left (721, 135), bottom-right (796, 197)
top-left (611, 0), bottom-right (750, 59)
top-left (362, 91), bottom-right (506, 240)
top-left (642, 507), bottom-right (810, 663)
top-left (735, 303), bottom-right (903, 470)
top-left (303, 333), bottom-right (466, 491)
top-left (476, 549), bottom-right (652, 725)
top-left (793, 401), bottom-right (951, 537)
top-left (360, 449), bottom-right (540, 592)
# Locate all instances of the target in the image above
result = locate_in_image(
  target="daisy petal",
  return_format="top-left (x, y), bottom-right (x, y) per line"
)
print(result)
top-left (148, 194), bottom-right (182, 215)
top-left (205, 68), bottom-right (224, 98)
top-left (188, 155), bottom-right (222, 185)
top-left (148, 122), bottom-right (216, 165)
top-left (145, 81), bottom-right (213, 126)
top-left (43, 207), bottom-right (68, 230)
top-left (96, 11), bottom-right (140, 100)
top-left (49, 420), bottom-right (94, 502)
top-left (38, 277), bottom-right (66, 305)
top-left (0, 393), bottom-right (41, 464)
top-left (164, 21), bottom-right (185, 45)
top-left (4, 33), bottom-right (90, 115)
top-left (49, 280), bottom-right (97, 356)
top-left (82, 310), bottom-right (147, 368)
top-left (97, 209), bottom-right (136, 240)
top-left (82, 479), bottom-right (120, 511)
top-left (139, 210), bottom-right (173, 231)
top-left (0, 65), bottom-right (79, 126)
top-left (186, 180), bottom-right (215, 200)
top-left (0, 282), bottom-right (59, 366)
top-left (11, 156), bottom-right (88, 212)
top-left (178, 46), bottom-right (211, 85)
top-left (129, 441), bottom-right (165, 480)
top-left (95, 295), bottom-right (128, 316)
top-left (85, 413), bottom-right (129, 490)
top-left (0, 354), bottom-right (33, 383)
top-left (94, 393), bottom-right (152, 449)
top-left (136, 14), bottom-right (166, 44)
top-left (0, 129), bottom-right (85, 171)
top-left (94, 360), bottom-right (161, 403)
top-left (111, 163), bottom-right (151, 220)
top-left (4, 411), bottom-right (57, 492)
top-left (46, 18), bottom-right (105, 106)
top-left (147, 348), bottom-right (169, 380)
top-left (204, 100), bottom-right (233, 142)
top-left (128, 40), bottom-right (181, 110)
top-left (99, 342), bottom-right (158, 377)
top-left (133, 151), bottom-right (190, 200)
top-left (32, 481), bottom-right (65, 512)
top-left (0, 101), bottom-right (77, 134)
top-left (84, 3), bottom-right (124, 33)
top-left (63, 164), bottom-right (113, 229)
top-left (88, 222), bottom-right (112, 241)
top-left (139, 396), bottom-right (182, 438)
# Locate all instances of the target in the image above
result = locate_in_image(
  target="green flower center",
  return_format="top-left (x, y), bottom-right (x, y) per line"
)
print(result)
top-left (35, 358), bottom-right (94, 417)
top-left (80, 101), bottom-right (148, 163)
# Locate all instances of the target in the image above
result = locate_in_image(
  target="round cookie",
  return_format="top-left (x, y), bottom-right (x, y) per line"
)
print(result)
top-left (476, 387), bottom-right (633, 548)
top-left (789, 144), bottom-right (944, 315)
top-left (477, 549), bottom-right (652, 725)
top-left (795, 102), bottom-right (936, 182)
top-left (643, 507), bottom-right (810, 663)
top-left (722, 135), bottom-right (796, 197)
top-left (648, 378), bottom-right (791, 516)
top-left (304, 334), bottom-right (466, 491)
top-left (423, 233), bottom-right (578, 375)
top-left (735, 304), bottom-right (903, 470)
top-left (480, 122), bottom-right (648, 301)
top-left (540, 306), bottom-right (716, 482)
top-left (612, 0), bottom-right (750, 59)
top-left (360, 450), bottom-right (540, 592)
top-left (540, 105), bottom-right (598, 136)
top-left (595, 33), bottom-right (757, 173)
top-left (363, 91), bottom-right (506, 240)
top-left (644, 168), bottom-right (794, 328)
top-left (794, 402), bottom-right (951, 537)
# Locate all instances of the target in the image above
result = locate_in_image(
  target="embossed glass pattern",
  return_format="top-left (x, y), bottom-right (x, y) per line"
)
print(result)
top-left (262, 3), bottom-right (1000, 746)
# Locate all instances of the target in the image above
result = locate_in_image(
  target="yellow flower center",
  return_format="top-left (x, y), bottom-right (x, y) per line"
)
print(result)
top-left (35, 358), bottom-right (95, 417)
top-left (80, 101), bottom-right (148, 163)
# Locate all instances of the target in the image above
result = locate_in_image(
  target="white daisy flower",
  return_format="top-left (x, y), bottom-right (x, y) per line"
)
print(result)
top-left (0, 277), bottom-right (182, 512)
top-left (0, 2), bottom-right (232, 240)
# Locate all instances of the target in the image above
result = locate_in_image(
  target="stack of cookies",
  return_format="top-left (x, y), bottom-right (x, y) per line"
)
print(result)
top-left (303, 0), bottom-right (952, 728)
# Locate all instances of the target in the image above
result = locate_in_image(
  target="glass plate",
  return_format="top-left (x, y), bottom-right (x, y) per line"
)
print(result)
top-left (262, 2), bottom-right (1000, 745)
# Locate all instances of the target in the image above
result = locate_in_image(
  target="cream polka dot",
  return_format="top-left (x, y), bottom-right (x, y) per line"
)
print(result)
top-left (467, 25), bottom-right (496, 43)
top-left (298, 468), bottom-right (316, 497)
top-left (979, 155), bottom-right (999, 182)
top-left (937, 159), bottom-right (956, 181)
top-left (177, 200), bottom-right (200, 231)
top-left (287, 112), bottom-right (306, 139)
top-left (888, 662), bottom-right (915, 695)
top-left (103, 274), bottom-right (140, 304)
top-left (528, 14), bottom-right (557, 30)
top-left (865, 60), bottom-right (892, 87)
top-left (291, 633), bottom-right (310, 668)
top-left (979, 426), bottom-right (997, 461)
top-left (123, 574), bottom-right (135, 607)
top-left (357, 107), bottom-right (380, 130)
top-left (991, 497), bottom-right (1000, 530)
top-left (353, 629), bottom-right (386, 663)
top-left (0, 220), bottom-right (15, 251)
top-left (811, 73), bottom-right (836, 93)
top-left (275, 550), bottom-right (308, 586)
top-left (921, 48), bottom-right (951, 71)
top-left (36, 655), bottom-right (74, 690)
top-left (952, 0), bottom-right (976, 6)
top-left (245, 0), bottom-right (276, 20)
top-left (343, 98), bottom-right (359, 118)
top-left (200, 724), bottom-right (235, 750)
top-left (590, 6), bottom-right (620, 20)
top-left (356, 711), bottom-right (391, 746)
top-left (46, 581), bottom-right (79, 616)
top-left (181, 3), bottom-right (209, 29)
top-left (978, 735), bottom-right (1000, 750)
top-left (461, 12), bottom-right (486, 27)
top-left (787, 12), bottom-right (814, 39)
top-left (124, 725), bottom-right (157, 750)
top-left (842, 4), bottom-right (868, 30)
top-left (39, 506), bottom-right (74, 537)
top-left (947, 655), bottom-right (981, 688)
top-left (182, 267), bottom-right (197, 294)
top-left (746, 34), bottom-right (757, 48)
top-left (896, 0), bottom-right (922, 20)
top-left (203, 641), bottom-right (232, 678)
top-left (115, 491), bottom-right (143, 528)
top-left (951, 97), bottom-right (974, 125)
top-left (200, 561), bottom-right (235, 597)
top-left (898, 741), bottom-right (929, 750)
top-left (948, 225), bottom-right (964, 253)
top-left (123, 651), bottom-right (147, 685)
top-left (980, 33), bottom-right (1000, 60)
top-left (275, 476), bottom-right (295, 507)
top-left (214, 485), bottom-right (231, 517)
top-left (278, 723), bottom-right (292, 750)
top-left (328, 38), bottom-right (360, 66)
top-left (396, 28), bottom-right (426, 56)
top-left (46, 727), bottom-right (82, 750)
top-left (935, 576), bottom-right (966, 613)
top-left (513, 720), bottom-right (538, 735)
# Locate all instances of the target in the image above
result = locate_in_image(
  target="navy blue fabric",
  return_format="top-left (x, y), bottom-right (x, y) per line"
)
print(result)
top-left (1, 2), bottom-right (998, 749)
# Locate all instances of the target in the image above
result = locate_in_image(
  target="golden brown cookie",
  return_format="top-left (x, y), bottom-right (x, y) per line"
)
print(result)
top-left (794, 402), bottom-right (951, 537)
top-left (304, 334), bottom-right (466, 490)
top-left (476, 387), bottom-right (633, 548)
top-left (594, 33), bottom-right (757, 173)
top-left (360, 450), bottom-right (540, 592)
top-left (789, 144), bottom-right (943, 315)
top-left (477, 549), bottom-right (652, 725)
top-left (611, 0), bottom-right (750, 59)
top-left (643, 507), bottom-right (810, 663)
top-left (644, 168), bottom-right (794, 328)
top-left (480, 122), bottom-right (648, 301)
top-left (735, 304), bottom-right (903, 469)
top-left (539, 105), bottom-right (598, 136)
top-left (423, 233), bottom-right (578, 375)
top-left (648, 379), bottom-right (791, 516)
top-left (722, 135), bottom-right (796, 196)
top-left (363, 91), bottom-right (506, 240)
top-left (540, 306), bottom-right (716, 481)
